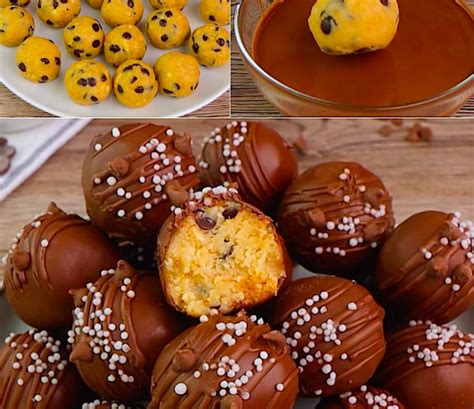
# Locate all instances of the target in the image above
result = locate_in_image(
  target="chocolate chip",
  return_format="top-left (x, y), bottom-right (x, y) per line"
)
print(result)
top-left (77, 78), bottom-right (87, 86)
top-left (321, 15), bottom-right (336, 35)
top-left (40, 57), bottom-right (50, 64)
top-left (92, 39), bottom-right (101, 48)
top-left (127, 0), bottom-right (134, 6)
top-left (101, 73), bottom-right (107, 82)
top-left (52, 0), bottom-right (58, 8)
top-left (209, 15), bottom-right (215, 21)
top-left (88, 77), bottom-right (97, 86)
top-left (141, 67), bottom-right (150, 75)
top-left (92, 23), bottom-right (100, 32)
top-left (39, 75), bottom-right (48, 83)
top-left (68, 25), bottom-right (75, 30)
top-left (165, 10), bottom-right (172, 17)
top-left (161, 34), bottom-right (168, 42)
top-left (37, 0), bottom-right (41, 7)
top-left (217, 38), bottom-right (225, 46)
top-left (131, 76), bottom-right (138, 84)
top-left (91, 96), bottom-right (98, 102)
top-left (122, 32), bottom-right (132, 39)
top-left (203, 34), bottom-right (208, 41)
top-left (18, 62), bottom-right (26, 72)
top-left (222, 208), bottom-right (238, 220)
top-left (196, 216), bottom-right (216, 230)
top-left (73, 36), bottom-right (80, 41)
top-left (60, 0), bottom-right (67, 3)
top-left (192, 43), bottom-right (199, 53)
top-left (163, 88), bottom-right (173, 94)
top-left (55, 57), bottom-right (60, 65)
top-left (380, 0), bottom-right (388, 5)
top-left (135, 86), bottom-right (144, 93)
top-left (174, 82), bottom-right (180, 90)
top-left (117, 84), bottom-right (124, 93)
top-left (159, 19), bottom-right (167, 26)
top-left (46, 20), bottom-right (53, 26)
top-left (74, 49), bottom-right (81, 58)
top-left (151, 15), bottom-right (158, 21)
top-left (109, 44), bottom-right (120, 53)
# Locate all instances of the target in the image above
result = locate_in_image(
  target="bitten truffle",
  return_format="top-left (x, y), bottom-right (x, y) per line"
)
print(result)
top-left (376, 321), bottom-right (474, 409)
top-left (199, 121), bottom-right (298, 213)
top-left (69, 260), bottom-right (188, 401)
top-left (148, 311), bottom-right (299, 409)
top-left (308, 0), bottom-right (399, 55)
top-left (0, 329), bottom-right (88, 409)
top-left (157, 186), bottom-right (291, 318)
top-left (2, 202), bottom-right (120, 329)
top-left (82, 123), bottom-right (200, 244)
top-left (270, 276), bottom-right (386, 397)
top-left (277, 162), bottom-right (394, 276)
top-left (375, 211), bottom-right (474, 325)
top-left (318, 385), bottom-right (405, 409)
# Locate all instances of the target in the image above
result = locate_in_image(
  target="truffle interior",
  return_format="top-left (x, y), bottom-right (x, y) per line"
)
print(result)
top-left (162, 202), bottom-right (286, 317)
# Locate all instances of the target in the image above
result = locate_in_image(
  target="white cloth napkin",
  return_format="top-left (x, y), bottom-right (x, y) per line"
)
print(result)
top-left (0, 119), bottom-right (90, 202)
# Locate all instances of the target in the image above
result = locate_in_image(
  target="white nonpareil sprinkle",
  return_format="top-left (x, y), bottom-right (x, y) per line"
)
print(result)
top-left (112, 127), bottom-right (121, 137)
top-left (347, 302), bottom-right (358, 311)
top-left (94, 143), bottom-right (102, 151)
top-left (174, 382), bottom-right (188, 395)
top-left (276, 383), bottom-right (285, 391)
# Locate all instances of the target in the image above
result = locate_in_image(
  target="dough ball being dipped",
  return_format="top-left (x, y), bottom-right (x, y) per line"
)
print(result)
top-left (36, 0), bottom-right (81, 28)
top-left (188, 23), bottom-right (229, 67)
top-left (157, 186), bottom-right (291, 318)
top-left (148, 312), bottom-right (299, 409)
top-left (2, 202), bottom-right (120, 329)
top-left (308, 0), bottom-right (399, 55)
top-left (63, 17), bottom-right (105, 59)
top-left (104, 24), bottom-right (147, 67)
top-left (16, 37), bottom-right (61, 83)
top-left (145, 8), bottom-right (190, 49)
top-left (200, 0), bottom-right (229, 25)
top-left (154, 51), bottom-right (200, 97)
top-left (101, 0), bottom-right (144, 28)
top-left (0, 6), bottom-right (34, 47)
top-left (69, 260), bottom-right (188, 402)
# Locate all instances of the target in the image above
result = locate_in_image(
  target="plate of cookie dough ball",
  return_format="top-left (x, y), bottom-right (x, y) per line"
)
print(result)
top-left (1, 121), bottom-right (473, 409)
top-left (0, 0), bottom-right (230, 117)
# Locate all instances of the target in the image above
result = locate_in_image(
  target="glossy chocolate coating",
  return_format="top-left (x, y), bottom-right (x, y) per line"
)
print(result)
top-left (270, 276), bottom-right (386, 397)
top-left (0, 329), bottom-right (88, 409)
top-left (3, 202), bottom-right (120, 329)
top-left (82, 123), bottom-right (200, 244)
top-left (148, 311), bottom-right (299, 409)
top-left (199, 121), bottom-right (298, 213)
top-left (69, 260), bottom-right (188, 402)
top-left (376, 321), bottom-right (474, 409)
top-left (318, 385), bottom-right (405, 409)
top-left (277, 162), bottom-right (394, 276)
top-left (375, 211), bottom-right (474, 325)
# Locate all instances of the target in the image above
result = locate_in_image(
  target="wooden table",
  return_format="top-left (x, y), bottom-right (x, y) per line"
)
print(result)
top-left (231, 1), bottom-right (474, 117)
top-left (0, 84), bottom-right (230, 117)
top-left (1, 118), bottom-right (473, 286)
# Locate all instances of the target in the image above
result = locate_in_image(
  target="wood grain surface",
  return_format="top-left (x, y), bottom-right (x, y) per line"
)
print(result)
top-left (1, 118), bottom-right (473, 285)
top-left (0, 85), bottom-right (230, 118)
top-left (230, 1), bottom-right (474, 118)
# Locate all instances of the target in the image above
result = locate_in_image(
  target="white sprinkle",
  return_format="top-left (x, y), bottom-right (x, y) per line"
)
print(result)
top-left (112, 127), bottom-right (120, 137)
top-left (347, 302), bottom-right (358, 311)
top-left (276, 383), bottom-right (285, 392)
top-left (41, 239), bottom-right (49, 247)
top-left (174, 383), bottom-right (187, 395)
top-left (94, 143), bottom-right (102, 151)
top-left (106, 176), bottom-right (117, 186)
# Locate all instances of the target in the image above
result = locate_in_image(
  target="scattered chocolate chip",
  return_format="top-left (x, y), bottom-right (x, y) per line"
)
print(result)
top-left (73, 36), bottom-right (80, 41)
top-left (18, 62), bottom-right (26, 72)
top-left (87, 77), bottom-right (97, 86)
top-left (159, 19), bottom-right (167, 26)
top-left (101, 73), bottom-right (107, 82)
top-left (216, 38), bottom-right (225, 46)
top-left (135, 86), bottom-right (144, 93)
top-left (92, 23), bottom-right (100, 32)
top-left (109, 44), bottom-right (120, 53)
top-left (92, 39), bottom-right (101, 48)
top-left (165, 10), bottom-right (172, 17)
top-left (161, 34), bottom-right (169, 42)
top-left (209, 15), bottom-right (215, 21)
top-left (380, 0), bottom-right (389, 5)
top-left (131, 76), bottom-right (138, 84)
top-left (0, 137), bottom-right (16, 175)
top-left (174, 82), bottom-right (180, 90)
top-left (127, 0), bottom-right (134, 6)
top-left (321, 15), bottom-right (336, 35)
top-left (192, 43), bottom-right (199, 53)
top-left (202, 34), bottom-right (208, 41)
top-left (222, 207), bottom-right (238, 220)
top-left (196, 215), bottom-right (216, 230)
top-left (74, 49), bottom-right (82, 58)
top-left (46, 20), bottom-right (53, 26)
top-left (52, 0), bottom-right (58, 8)
top-left (117, 84), bottom-right (124, 93)
top-left (151, 15), bottom-right (158, 21)
top-left (141, 67), bottom-right (150, 75)
top-left (55, 57), bottom-right (61, 65)
top-left (163, 88), bottom-right (173, 94)
top-left (77, 78), bottom-right (87, 86)
top-left (91, 96), bottom-right (98, 102)
top-left (39, 75), bottom-right (48, 83)
top-left (122, 32), bottom-right (132, 39)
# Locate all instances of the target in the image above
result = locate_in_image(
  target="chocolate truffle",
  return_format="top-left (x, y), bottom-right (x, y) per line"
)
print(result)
top-left (82, 400), bottom-right (142, 408)
top-left (375, 211), bottom-right (474, 325)
top-left (277, 162), bottom-right (394, 276)
top-left (377, 321), bottom-right (474, 409)
top-left (318, 385), bottom-right (405, 409)
top-left (157, 185), bottom-right (291, 318)
top-left (2, 202), bottom-right (120, 329)
top-left (82, 123), bottom-right (200, 244)
top-left (270, 276), bottom-right (386, 397)
top-left (69, 260), bottom-right (187, 402)
top-left (0, 329), bottom-right (87, 409)
top-left (198, 121), bottom-right (298, 213)
top-left (148, 311), bottom-right (299, 409)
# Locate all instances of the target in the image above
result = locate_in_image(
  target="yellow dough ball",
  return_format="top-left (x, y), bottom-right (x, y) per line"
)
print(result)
top-left (86, 0), bottom-right (104, 9)
top-left (101, 0), bottom-right (144, 28)
top-left (308, 0), bottom-right (400, 55)
top-left (104, 24), bottom-right (146, 67)
top-left (64, 60), bottom-right (112, 104)
top-left (0, 6), bottom-right (35, 47)
top-left (36, 0), bottom-right (81, 28)
top-left (16, 37), bottom-right (61, 83)
top-left (0, 0), bottom-right (30, 7)
top-left (145, 8), bottom-right (190, 49)
top-left (63, 17), bottom-right (105, 59)
top-left (113, 59), bottom-right (158, 107)
top-left (154, 51), bottom-right (200, 97)
top-left (188, 24), bottom-right (229, 67)
top-left (149, 0), bottom-right (187, 10)
top-left (200, 0), bottom-right (229, 25)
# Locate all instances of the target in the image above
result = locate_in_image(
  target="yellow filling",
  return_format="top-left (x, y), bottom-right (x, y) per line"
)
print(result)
top-left (163, 204), bottom-right (286, 317)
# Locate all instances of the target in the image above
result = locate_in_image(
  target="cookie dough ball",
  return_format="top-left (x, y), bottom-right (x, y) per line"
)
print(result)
top-left (188, 24), bottom-right (229, 67)
top-left (149, 0), bottom-right (186, 9)
top-left (154, 51), bottom-right (200, 97)
top-left (145, 8), bottom-right (190, 49)
top-left (101, 0), bottom-right (144, 28)
top-left (104, 24), bottom-right (146, 67)
top-left (64, 17), bottom-right (105, 59)
top-left (0, 0), bottom-right (30, 6)
top-left (113, 59), bottom-right (158, 107)
top-left (16, 37), bottom-right (61, 83)
top-left (65, 60), bottom-right (112, 105)
top-left (200, 0), bottom-right (229, 25)
top-left (0, 6), bottom-right (34, 47)
top-left (37, 0), bottom-right (81, 28)
top-left (308, 0), bottom-right (400, 55)
top-left (86, 0), bottom-right (104, 9)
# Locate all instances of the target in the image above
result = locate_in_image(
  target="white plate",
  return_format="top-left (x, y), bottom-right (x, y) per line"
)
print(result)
top-left (0, 0), bottom-right (229, 117)
top-left (1, 264), bottom-right (472, 408)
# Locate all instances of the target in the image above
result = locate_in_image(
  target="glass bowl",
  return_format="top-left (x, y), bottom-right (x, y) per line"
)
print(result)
top-left (234, 0), bottom-right (474, 117)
